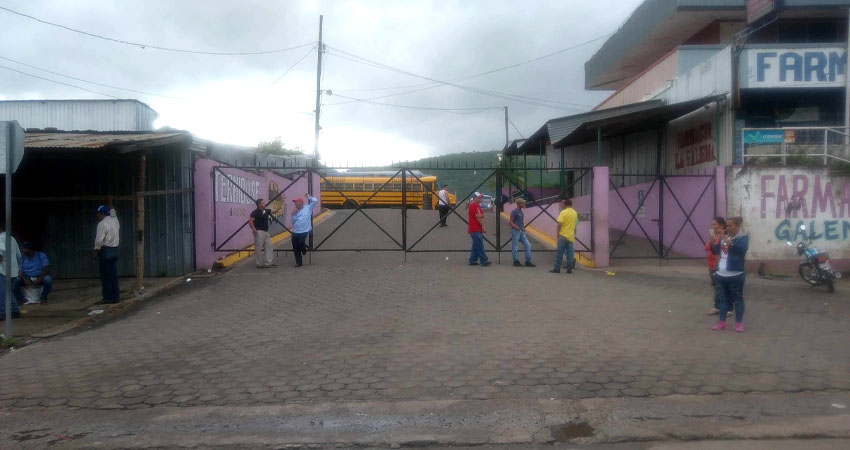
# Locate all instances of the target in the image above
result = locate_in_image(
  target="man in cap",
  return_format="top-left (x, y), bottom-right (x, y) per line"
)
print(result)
top-left (249, 198), bottom-right (276, 269)
top-left (467, 192), bottom-right (490, 266)
top-left (0, 222), bottom-right (21, 320)
top-left (291, 194), bottom-right (319, 267)
top-left (14, 242), bottom-right (53, 305)
top-left (95, 196), bottom-right (121, 303)
top-left (509, 198), bottom-right (535, 267)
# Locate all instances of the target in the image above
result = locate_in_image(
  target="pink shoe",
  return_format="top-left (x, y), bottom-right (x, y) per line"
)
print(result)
top-left (735, 322), bottom-right (744, 332)
top-left (711, 321), bottom-right (727, 331)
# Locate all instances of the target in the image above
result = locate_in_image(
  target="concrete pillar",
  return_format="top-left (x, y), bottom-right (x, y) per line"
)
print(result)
top-left (592, 166), bottom-right (609, 268)
top-left (715, 165), bottom-right (726, 218)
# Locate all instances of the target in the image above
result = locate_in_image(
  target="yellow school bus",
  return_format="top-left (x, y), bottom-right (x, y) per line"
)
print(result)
top-left (320, 171), bottom-right (455, 209)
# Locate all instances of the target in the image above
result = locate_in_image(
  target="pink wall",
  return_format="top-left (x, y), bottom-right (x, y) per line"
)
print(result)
top-left (194, 158), bottom-right (321, 269)
top-left (608, 175), bottom-right (717, 258)
top-left (503, 194), bottom-right (593, 252)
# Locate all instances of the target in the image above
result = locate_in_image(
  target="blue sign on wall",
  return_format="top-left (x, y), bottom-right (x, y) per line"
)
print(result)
top-left (743, 48), bottom-right (847, 88)
top-left (744, 130), bottom-right (785, 144)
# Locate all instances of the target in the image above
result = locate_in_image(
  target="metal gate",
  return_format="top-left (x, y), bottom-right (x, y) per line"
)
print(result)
top-left (609, 172), bottom-right (716, 260)
top-left (211, 162), bottom-right (593, 262)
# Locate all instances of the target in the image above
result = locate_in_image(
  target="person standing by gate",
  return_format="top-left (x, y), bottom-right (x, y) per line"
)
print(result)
top-left (509, 198), bottom-right (534, 267)
top-left (291, 195), bottom-right (318, 267)
top-left (94, 196), bottom-right (121, 303)
top-left (0, 222), bottom-right (21, 320)
top-left (711, 216), bottom-right (748, 332)
top-left (551, 198), bottom-right (577, 274)
top-left (249, 199), bottom-right (276, 269)
top-left (706, 217), bottom-right (732, 317)
top-left (468, 193), bottom-right (490, 266)
top-left (437, 185), bottom-right (451, 227)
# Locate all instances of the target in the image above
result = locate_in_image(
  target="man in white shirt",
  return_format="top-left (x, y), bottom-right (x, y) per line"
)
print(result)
top-left (437, 185), bottom-right (451, 227)
top-left (0, 222), bottom-right (21, 320)
top-left (95, 196), bottom-right (121, 304)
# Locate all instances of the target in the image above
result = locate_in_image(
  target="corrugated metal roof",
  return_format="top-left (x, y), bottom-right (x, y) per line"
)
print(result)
top-left (25, 131), bottom-right (189, 150)
top-left (509, 100), bottom-right (665, 156)
top-left (553, 95), bottom-right (724, 147)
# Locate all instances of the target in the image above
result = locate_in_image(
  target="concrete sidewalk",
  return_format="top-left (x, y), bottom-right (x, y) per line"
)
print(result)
top-left (6, 276), bottom-right (181, 339)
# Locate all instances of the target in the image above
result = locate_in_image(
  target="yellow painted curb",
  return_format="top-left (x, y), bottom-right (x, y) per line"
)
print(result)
top-left (215, 210), bottom-right (334, 268)
top-left (500, 212), bottom-right (595, 268)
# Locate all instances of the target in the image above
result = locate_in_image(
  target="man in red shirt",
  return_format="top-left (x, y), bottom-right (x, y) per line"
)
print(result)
top-left (467, 193), bottom-right (491, 266)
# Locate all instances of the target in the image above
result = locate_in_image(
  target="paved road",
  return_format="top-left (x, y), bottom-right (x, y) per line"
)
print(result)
top-left (1, 209), bottom-right (848, 446)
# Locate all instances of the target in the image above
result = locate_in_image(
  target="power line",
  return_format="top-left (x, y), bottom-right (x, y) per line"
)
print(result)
top-left (324, 47), bottom-right (591, 112)
top-left (508, 118), bottom-right (524, 139)
top-left (328, 93), bottom-right (502, 113)
top-left (0, 6), bottom-right (316, 56)
top-left (327, 32), bottom-right (610, 105)
top-left (0, 55), bottom-right (188, 100)
top-left (0, 64), bottom-right (119, 98)
top-left (267, 47), bottom-right (315, 87)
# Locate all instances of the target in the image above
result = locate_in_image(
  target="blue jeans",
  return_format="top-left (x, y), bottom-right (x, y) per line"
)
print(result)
top-left (292, 232), bottom-right (309, 266)
top-left (511, 229), bottom-right (531, 263)
top-left (99, 246), bottom-right (120, 303)
top-left (469, 232), bottom-right (488, 265)
top-left (716, 273), bottom-right (745, 323)
top-left (0, 275), bottom-right (20, 316)
top-left (14, 275), bottom-right (53, 302)
top-left (553, 237), bottom-right (574, 272)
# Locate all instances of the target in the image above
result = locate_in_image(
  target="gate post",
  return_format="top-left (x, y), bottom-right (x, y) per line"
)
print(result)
top-left (402, 169), bottom-right (407, 262)
top-left (592, 166), bottom-right (609, 268)
top-left (496, 166), bottom-right (502, 264)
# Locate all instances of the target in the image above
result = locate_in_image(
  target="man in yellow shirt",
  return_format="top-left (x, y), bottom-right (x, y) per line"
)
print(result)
top-left (551, 198), bottom-right (578, 274)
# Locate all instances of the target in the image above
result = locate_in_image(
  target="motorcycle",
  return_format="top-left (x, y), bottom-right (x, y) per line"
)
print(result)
top-left (787, 224), bottom-right (841, 293)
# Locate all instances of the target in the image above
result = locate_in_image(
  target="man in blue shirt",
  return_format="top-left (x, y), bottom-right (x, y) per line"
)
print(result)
top-left (14, 242), bottom-right (53, 304)
top-left (291, 195), bottom-right (318, 267)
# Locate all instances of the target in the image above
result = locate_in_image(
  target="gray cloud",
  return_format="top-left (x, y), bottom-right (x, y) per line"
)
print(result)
top-left (0, 0), bottom-right (642, 162)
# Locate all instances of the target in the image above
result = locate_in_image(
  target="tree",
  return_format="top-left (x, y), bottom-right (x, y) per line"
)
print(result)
top-left (257, 137), bottom-right (303, 156)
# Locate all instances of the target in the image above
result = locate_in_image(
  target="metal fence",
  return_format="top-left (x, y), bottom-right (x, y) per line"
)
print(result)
top-left (212, 163), bottom-right (594, 263)
top-left (742, 127), bottom-right (850, 165)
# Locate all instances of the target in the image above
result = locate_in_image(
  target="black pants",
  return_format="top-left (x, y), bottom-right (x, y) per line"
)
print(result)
top-left (99, 246), bottom-right (120, 303)
top-left (292, 232), bottom-right (309, 265)
top-left (438, 205), bottom-right (450, 226)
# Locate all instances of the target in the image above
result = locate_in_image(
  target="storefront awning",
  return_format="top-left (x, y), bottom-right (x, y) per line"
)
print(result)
top-left (551, 95), bottom-right (727, 148)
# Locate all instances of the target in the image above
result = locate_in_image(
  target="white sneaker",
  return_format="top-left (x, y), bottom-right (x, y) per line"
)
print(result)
top-left (23, 300), bottom-right (39, 305)
top-left (707, 308), bottom-right (719, 315)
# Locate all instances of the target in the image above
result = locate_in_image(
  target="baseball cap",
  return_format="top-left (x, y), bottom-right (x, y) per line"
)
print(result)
top-left (292, 197), bottom-right (304, 203)
top-left (20, 241), bottom-right (35, 249)
top-left (96, 205), bottom-right (110, 215)
top-left (475, 192), bottom-right (483, 199)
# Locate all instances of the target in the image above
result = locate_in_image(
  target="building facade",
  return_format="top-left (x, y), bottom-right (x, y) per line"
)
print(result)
top-left (506, 0), bottom-right (850, 269)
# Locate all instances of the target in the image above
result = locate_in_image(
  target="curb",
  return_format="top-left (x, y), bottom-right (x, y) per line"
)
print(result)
top-left (214, 210), bottom-right (334, 268)
top-left (29, 275), bottom-right (189, 339)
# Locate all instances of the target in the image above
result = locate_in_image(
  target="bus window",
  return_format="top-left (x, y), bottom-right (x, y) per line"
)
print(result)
top-left (353, 183), bottom-right (363, 191)
top-left (363, 183), bottom-right (373, 191)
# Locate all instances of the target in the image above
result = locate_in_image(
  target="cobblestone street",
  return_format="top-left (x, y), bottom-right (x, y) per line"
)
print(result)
top-left (2, 210), bottom-right (848, 414)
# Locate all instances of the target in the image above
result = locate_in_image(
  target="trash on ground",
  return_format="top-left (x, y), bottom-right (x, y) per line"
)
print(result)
top-left (606, 271), bottom-right (616, 276)
top-left (88, 310), bottom-right (104, 316)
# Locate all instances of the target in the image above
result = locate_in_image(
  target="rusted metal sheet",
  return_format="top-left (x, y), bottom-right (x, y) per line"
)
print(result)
top-left (24, 132), bottom-right (187, 150)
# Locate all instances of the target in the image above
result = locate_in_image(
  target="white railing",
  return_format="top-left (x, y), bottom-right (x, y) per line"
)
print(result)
top-left (742, 127), bottom-right (850, 165)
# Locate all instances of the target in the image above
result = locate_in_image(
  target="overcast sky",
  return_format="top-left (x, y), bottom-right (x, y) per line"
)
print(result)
top-left (0, 0), bottom-right (642, 164)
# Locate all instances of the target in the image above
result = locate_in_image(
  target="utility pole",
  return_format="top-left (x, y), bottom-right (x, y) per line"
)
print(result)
top-left (313, 15), bottom-right (324, 162)
top-left (504, 106), bottom-right (509, 150)
top-left (309, 15), bottom-right (324, 265)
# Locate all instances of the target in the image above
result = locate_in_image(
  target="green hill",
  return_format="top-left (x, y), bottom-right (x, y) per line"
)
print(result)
top-left (401, 151), bottom-right (501, 199)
